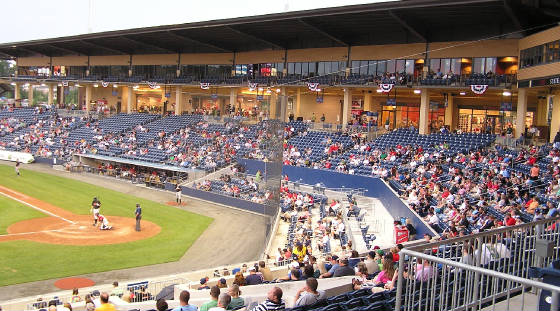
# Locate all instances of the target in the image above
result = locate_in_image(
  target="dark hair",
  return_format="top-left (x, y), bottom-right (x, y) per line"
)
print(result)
top-left (303, 265), bottom-right (314, 278)
top-left (306, 277), bottom-right (319, 292)
top-left (156, 298), bottom-right (168, 311)
top-left (210, 286), bottom-right (221, 299)
top-left (291, 268), bottom-right (301, 279)
top-left (179, 290), bottom-right (190, 304)
top-left (100, 292), bottom-right (109, 304)
top-left (259, 260), bottom-right (266, 268)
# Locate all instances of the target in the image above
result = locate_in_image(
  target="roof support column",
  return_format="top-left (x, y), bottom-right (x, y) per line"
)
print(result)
top-left (419, 88), bottom-right (430, 135)
top-left (295, 88), bottom-right (301, 118)
top-left (280, 87), bottom-right (287, 122)
top-left (175, 86), bottom-right (183, 115)
top-left (85, 85), bottom-right (92, 114)
top-left (269, 90), bottom-right (277, 120)
top-left (549, 92), bottom-right (560, 143)
top-left (57, 85), bottom-right (64, 108)
top-left (343, 88), bottom-right (351, 129)
top-left (444, 94), bottom-right (457, 131)
top-left (47, 84), bottom-right (54, 107)
top-left (127, 86), bottom-right (133, 113)
top-left (27, 84), bottom-right (34, 106)
top-left (14, 83), bottom-right (20, 101)
top-left (515, 88), bottom-right (527, 138)
top-left (229, 88), bottom-right (237, 115)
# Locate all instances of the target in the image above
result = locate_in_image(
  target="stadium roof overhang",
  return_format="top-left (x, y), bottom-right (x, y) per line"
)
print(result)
top-left (0, 0), bottom-right (559, 59)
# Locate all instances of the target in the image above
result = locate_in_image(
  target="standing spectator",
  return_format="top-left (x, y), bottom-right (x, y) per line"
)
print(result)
top-left (208, 293), bottom-right (231, 311)
top-left (172, 290), bottom-right (197, 311)
top-left (293, 278), bottom-right (325, 307)
top-left (228, 284), bottom-right (244, 310)
top-left (259, 261), bottom-right (273, 281)
top-left (250, 287), bottom-right (285, 311)
top-left (94, 292), bottom-right (115, 311)
top-left (135, 203), bottom-right (142, 231)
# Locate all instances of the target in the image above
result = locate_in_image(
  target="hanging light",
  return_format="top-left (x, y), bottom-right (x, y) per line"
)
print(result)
top-left (413, 89), bottom-right (421, 94)
top-left (75, 84), bottom-right (81, 87)
top-left (459, 92), bottom-right (466, 96)
top-left (113, 84), bottom-right (118, 88)
top-left (93, 84), bottom-right (99, 88)
top-left (502, 90), bottom-right (511, 96)
top-left (376, 89), bottom-right (383, 93)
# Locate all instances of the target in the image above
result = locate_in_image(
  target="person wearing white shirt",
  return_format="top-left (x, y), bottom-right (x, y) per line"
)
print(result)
top-left (208, 293), bottom-right (231, 311)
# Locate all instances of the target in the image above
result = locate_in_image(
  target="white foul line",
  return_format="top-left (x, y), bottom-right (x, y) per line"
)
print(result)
top-left (0, 228), bottom-right (67, 237)
top-left (0, 191), bottom-right (76, 224)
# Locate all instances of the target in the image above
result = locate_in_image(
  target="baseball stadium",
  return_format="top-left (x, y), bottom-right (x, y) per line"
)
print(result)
top-left (0, 0), bottom-right (559, 310)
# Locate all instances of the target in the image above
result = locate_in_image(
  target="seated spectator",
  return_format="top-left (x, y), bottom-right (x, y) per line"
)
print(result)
top-left (173, 290), bottom-right (197, 311)
top-left (333, 258), bottom-right (355, 277)
top-left (245, 266), bottom-right (263, 285)
top-left (156, 298), bottom-right (169, 311)
top-left (94, 292), bottom-right (115, 311)
top-left (233, 272), bottom-right (246, 286)
top-left (319, 255), bottom-right (339, 278)
top-left (373, 256), bottom-right (396, 286)
top-left (293, 278), bottom-right (325, 307)
top-left (250, 287), bottom-right (285, 311)
top-left (364, 251), bottom-right (380, 275)
top-left (85, 294), bottom-right (95, 311)
top-left (200, 286), bottom-right (220, 311)
top-left (217, 278), bottom-right (228, 289)
top-left (414, 258), bottom-right (434, 282)
top-left (209, 293), bottom-right (231, 311)
top-left (227, 284), bottom-right (244, 310)
top-left (199, 277), bottom-right (210, 290)
top-left (71, 288), bottom-right (82, 303)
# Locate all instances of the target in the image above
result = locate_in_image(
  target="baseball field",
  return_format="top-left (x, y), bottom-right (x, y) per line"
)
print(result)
top-left (0, 164), bottom-right (213, 286)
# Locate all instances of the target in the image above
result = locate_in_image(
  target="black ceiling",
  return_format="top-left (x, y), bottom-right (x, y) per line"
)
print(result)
top-left (0, 0), bottom-right (558, 59)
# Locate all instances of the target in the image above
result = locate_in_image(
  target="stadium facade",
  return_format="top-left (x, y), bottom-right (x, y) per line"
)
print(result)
top-left (0, 0), bottom-right (559, 140)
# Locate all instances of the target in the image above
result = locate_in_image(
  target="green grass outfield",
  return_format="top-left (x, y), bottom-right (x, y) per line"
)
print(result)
top-left (0, 165), bottom-right (213, 286)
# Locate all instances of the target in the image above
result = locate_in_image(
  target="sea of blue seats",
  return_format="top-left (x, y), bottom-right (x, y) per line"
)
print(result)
top-left (287, 131), bottom-right (354, 163)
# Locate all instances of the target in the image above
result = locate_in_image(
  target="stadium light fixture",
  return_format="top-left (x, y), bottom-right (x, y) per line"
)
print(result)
top-left (75, 84), bottom-right (81, 87)
top-left (40, 83), bottom-right (46, 87)
top-left (113, 84), bottom-right (118, 88)
top-left (376, 89), bottom-right (383, 93)
top-left (93, 84), bottom-right (99, 88)
top-left (413, 89), bottom-right (421, 94)
top-left (460, 91), bottom-right (466, 96)
top-left (502, 91), bottom-right (511, 96)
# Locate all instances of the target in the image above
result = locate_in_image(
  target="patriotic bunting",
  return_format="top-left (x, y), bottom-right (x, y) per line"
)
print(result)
top-left (378, 83), bottom-right (394, 93)
top-left (62, 81), bottom-right (69, 87)
top-left (200, 82), bottom-right (210, 90)
top-left (101, 81), bottom-right (109, 88)
top-left (307, 82), bottom-right (320, 92)
top-left (470, 85), bottom-right (489, 95)
top-left (147, 81), bottom-right (159, 89)
top-left (248, 82), bottom-right (258, 91)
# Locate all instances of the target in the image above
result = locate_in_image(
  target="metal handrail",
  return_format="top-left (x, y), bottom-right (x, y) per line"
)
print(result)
top-left (406, 216), bottom-right (560, 252)
top-left (396, 248), bottom-right (560, 311)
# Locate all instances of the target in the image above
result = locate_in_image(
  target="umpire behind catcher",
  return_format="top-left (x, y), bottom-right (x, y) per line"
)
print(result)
top-left (135, 203), bottom-right (142, 231)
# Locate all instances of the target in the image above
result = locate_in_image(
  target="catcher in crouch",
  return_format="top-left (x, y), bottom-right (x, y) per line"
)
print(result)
top-left (97, 215), bottom-right (112, 230)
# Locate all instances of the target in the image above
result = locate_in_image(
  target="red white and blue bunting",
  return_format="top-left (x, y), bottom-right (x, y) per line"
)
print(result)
top-left (378, 83), bottom-right (394, 93)
top-left (101, 81), bottom-right (109, 88)
top-left (147, 81), bottom-right (159, 89)
top-left (248, 82), bottom-right (258, 91)
top-left (470, 84), bottom-right (489, 95)
top-left (200, 82), bottom-right (210, 90)
top-left (307, 82), bottom-right (320, 92)
top-left (62, 81), bottom-right (69, 87)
